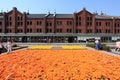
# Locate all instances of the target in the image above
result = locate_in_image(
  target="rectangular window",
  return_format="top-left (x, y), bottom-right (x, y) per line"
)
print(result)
top-left (17, 22), bottom-right (20, 26)
top-left (0, 22), bottom-right (2, 26)
top-left (67, 21), bottom-right (72, 26)
top-left (60, 28), bottom-right (62, 33)
top-left (79, 17), bottom-right (81, 20)
top-left (30, 21), bottom-right (32, 25)
top-left (21, 17), bottom-right (23, 20)
top-left (21, 22), bottom-right (23, 26)
top-left (37, 21), bottom-right (42, 25)
top-left (106, 22), bottom-right (110, 27)
top-left (27, 29), bottom-right (29, 32)
top-left (57, 29), bottom-right (59, 32)
top-left (0, 29), bottom-right (2, 32)
top-left (70, 29), bottom-right (72, 32)
top-left (49, 28), bottom-right (52, 32)
top-left (67, 29), bottom-right (69, 32)
top-left (9, 17), bottom-right (12, 21)
top-left (10, 22), bottom-right (12, 26)
top-left (27, 21), bottom-right (29, 25)
top-left (56, 21), bottom-right (62, 26)
top-left (18, 17), bottom-right (20, 20)
top-left (30, 29), bottom-right (32, 32)
top-left (60, 21), bottom-right (62, 25)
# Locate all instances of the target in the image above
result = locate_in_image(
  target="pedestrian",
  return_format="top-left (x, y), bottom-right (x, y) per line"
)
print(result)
top-left (97, 40), bottom-right (101, 50)
top-left (115, 40), bottom-right (120, 51)
top-left (0, 40), bottom-right (3, 54)
top-left (95, 39), bottom-right (99, 50)
top-left (7, 39), bottom-right (12, 53)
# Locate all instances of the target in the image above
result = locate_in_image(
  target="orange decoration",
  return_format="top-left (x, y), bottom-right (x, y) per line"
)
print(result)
top-left (0, 50), bottom-right (120, 80)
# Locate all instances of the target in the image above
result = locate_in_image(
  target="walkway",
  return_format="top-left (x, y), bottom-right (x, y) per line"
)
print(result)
top-left (86, 46), bottom-right (120, 57)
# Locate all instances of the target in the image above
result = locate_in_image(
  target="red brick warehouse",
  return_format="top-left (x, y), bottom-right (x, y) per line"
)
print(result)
top-left (0, 7), bottom-right (120, 43)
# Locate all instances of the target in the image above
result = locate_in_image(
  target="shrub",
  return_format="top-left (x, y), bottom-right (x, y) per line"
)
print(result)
top-left (1, 45), bottom-right (7, 53)
top-left (86, 44), bottom-right (95, 48)
top-left (12, 44), bottom-right (18, 47)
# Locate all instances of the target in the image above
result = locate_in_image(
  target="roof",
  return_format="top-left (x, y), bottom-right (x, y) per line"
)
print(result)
top-left (47, 14), bottom-right (54, 18)
top-left (95, 15), bottom-right (120, 19)
top-left (27, 13), bottom-right (73, 19)
top-left (27, 14), bottom-right (46, 18)
top-left (56, 14), bottom-right (73, 18)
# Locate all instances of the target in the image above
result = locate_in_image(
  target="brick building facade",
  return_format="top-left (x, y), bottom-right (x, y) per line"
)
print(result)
top-left (0, 7), bottom-right (120, 43)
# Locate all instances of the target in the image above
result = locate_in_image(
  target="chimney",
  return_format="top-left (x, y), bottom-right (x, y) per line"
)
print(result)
top-left (13, 7), bottom-right (17, 10)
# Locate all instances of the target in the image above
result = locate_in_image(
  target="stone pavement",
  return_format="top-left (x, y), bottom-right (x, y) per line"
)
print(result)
top-left (86, 46), bottom-right (120, 57)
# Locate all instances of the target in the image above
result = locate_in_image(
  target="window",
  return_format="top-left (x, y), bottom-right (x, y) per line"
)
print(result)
top-left (87, 22), bottom-right (92, 26)
top-left (27, 29), bottom-right (29, 32)
top-left (76, 22), bottom-right (78, 26)
top-left (79, 17), bottom-right (81, 20)
top-left (87, 29), bottom-right (92, 33)
top-left (76, 22), bottom-right (81, 26)
top-left (76, 29), bottom-right (78, 33)
top-left (67, 29), bottom-right (69, 32)
top-left (18, 17), bottom-right (20, 20)
top-left (21, 22), bottom-right (23, 26)
top-left (76, 17), bottom-right (78, 20)
top-left (60, 28), bottom-right (62, 32)
top-left (21, 17), bottom-right (23, 20)
top-left (27, 21), bottom-right (29, 25)
top-left (60, 21), bottom-right (62, 25)
top-left (118, 29), bottom-right (120, 33)
top-left (17, 22), bottom-right (20, 26)
top-left (115, 23), bottom-right (116, 27)
top-left (106, 29), bottom-right (110, 33)
top-left (9, 17), bottom-right (12, 21)
top-left (10, 22), bottom-right (12, 26)
top-left (67, 21), bottom-right (72, 26)
top-left (50, 23), bottom-right (52, 26)
top-left (6, 17), bottom-right (8, 21)
top-left (27, 29), bottom-right (32, 33)
top-left (96, 22), bottom-right (101, 26)
top-left (30, 29), bottom-right (32, 32)
top-left (56, 21), bottom-right (62, 25)
top-left (27, 21), bottom-right (32, 25)
top-left (106, 22), bottom-right (110, 27)
top-left (37, 29), bottom-right (42, 32)
top-left (46, 22), bottom-right (52, 26)
top-left (76, 16), bottom-right (81, 21)
top-left (0, 29), bottom-right (2, 32)
top-left (66, 29), bottom-right (72, 33)
top-left (0, 22), bottom-right (2, 26)
top-left (87, 17), bottom-right (92, 21)
top-left (17, 29), bottom-right (23, 33)
top-left (70, 29), bottom-right (72, 32)
top-left (30, 21), bottom-right (32, 25)
top-left (6, 29), bottom-right (12, 33)
top-left (50, 28), bottom-right (52, 32)
top-left (37, 21), bottom-right (42, 25)
top-left (76, 29), bottom-right (82, 33)
top-left (56, 29), bottom-right (59, 32)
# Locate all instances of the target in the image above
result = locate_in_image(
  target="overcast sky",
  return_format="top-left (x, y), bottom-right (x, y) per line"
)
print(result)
top-left (0, 0), bottom-right (119, 15)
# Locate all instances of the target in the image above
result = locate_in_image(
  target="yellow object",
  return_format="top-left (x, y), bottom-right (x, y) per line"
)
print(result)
top-left (62, 45), bottom-right (85, 50)
top-left (28, 46), bottom-right (53, 50)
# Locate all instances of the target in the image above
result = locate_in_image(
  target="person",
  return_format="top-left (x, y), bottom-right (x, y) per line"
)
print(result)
top-left (0, 40), bottom-right (3, 54)
top-left (97, 40), bottom-right (101, 50)
top-left (7, 39), bottom-right (12, 53)
top-left (95, 39), bottom-right (99, 50)
top-left (115, 40), bottom-right (120, 51)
